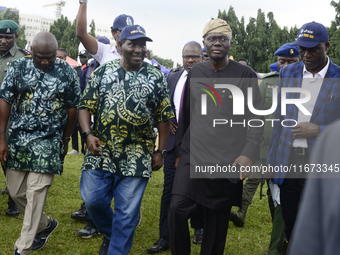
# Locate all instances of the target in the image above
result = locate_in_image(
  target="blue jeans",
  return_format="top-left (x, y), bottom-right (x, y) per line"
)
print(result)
top-left (80, 170), bottom-right (148, 255)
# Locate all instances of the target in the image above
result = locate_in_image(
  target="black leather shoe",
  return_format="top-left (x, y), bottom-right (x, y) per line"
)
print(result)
top-left (229, 211), bottom-right (244, 227)
top-left (6, 203), bottom-right (19, 217)
top-left (147, 238), bottom-right (170, 254)
top-left (71, 202), bottom-right (86, 221)
top-left (99, 237), bottom-right (110, 255)
top-left (1, 187), bottom-right (9, 195)
top-left (193, 228), bottom-right (203, 244)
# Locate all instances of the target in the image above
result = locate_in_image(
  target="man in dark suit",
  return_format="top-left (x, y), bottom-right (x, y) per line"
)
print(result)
top-left (147, 41), bottom-right (204, 254)
top-left (267, 21), bottom-right (340, 243)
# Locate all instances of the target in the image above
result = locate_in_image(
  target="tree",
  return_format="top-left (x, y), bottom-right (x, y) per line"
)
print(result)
top-left (218, 7), bottom-right (246, 62)
top-left (89, 19), bottom-right (96, 37)
top-left (216, 8), bottom-right (300, 72)
top-left (328, 1), bottom-right (340, 65)
top-left (49, 15), bottom-right (80, 60)
top-left (149, 49), bottom-right (173, 69)
top-left (1, 10), bottom-right (27, 49)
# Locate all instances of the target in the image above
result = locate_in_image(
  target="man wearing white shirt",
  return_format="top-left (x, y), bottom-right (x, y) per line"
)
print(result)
top-left (147, 42), bottom-right (204, 254)
top-left (76, 0), bottom-right (133, 63)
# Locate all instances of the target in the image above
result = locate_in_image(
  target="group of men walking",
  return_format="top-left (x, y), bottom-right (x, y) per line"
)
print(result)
top-left (0, 1), bottom-right (339, 254)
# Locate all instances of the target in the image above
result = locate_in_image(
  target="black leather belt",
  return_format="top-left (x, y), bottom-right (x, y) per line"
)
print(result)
top-left (292, 147), bottom-right (308, 156)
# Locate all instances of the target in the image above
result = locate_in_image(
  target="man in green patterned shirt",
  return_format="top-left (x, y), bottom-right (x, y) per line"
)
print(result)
top-left (0, 19), bottom-right (29, 217)
top-left (0, 32), bottom-right (80, 255)
top-left (78, 25), bottom-right (174, 255)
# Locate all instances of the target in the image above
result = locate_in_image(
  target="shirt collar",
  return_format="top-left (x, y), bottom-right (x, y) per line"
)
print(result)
top-left (303, 56), bottom-right (329, 78)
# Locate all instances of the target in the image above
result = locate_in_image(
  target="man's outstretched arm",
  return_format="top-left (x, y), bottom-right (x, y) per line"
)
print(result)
top-left (76, 2), bottom-right (98, 55)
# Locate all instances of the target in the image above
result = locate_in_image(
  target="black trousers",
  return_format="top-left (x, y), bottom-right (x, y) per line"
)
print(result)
top-left (168, 194), bottom-right (232, 255)
top-left (159, 150), bottom-right (204, 241)
top-left (279, 149), bottom-right (307, 242)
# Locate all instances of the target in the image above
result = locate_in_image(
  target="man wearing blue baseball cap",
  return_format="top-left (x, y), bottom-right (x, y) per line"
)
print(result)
top-left (78, 25), bottom-right (174, 255)
top-left (267, 21), bottom-right (340, 246)
top-left (76, 0), bottom-right (134, 64)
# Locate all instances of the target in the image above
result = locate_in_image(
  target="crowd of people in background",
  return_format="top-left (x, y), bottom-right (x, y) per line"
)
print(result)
top-left (0, 1), bottom-right (339, 255)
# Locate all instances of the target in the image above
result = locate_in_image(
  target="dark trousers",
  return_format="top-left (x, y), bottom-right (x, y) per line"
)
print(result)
top-left (1, 164), bottom-right (16, 207)
top-left (71, 119), bottom-right (80, 152)
top-left (159, 150), bottom-right (176, 241)
top-left (159, 150), bottom-right (204, 242)
top-left (267, 182), bottom-right (286, 255)
top-left (279, 150), bottom-right (307, 242)
top-left (168, 194), bottom-right (232, 255)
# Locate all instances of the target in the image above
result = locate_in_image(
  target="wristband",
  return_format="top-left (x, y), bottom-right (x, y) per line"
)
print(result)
top-left (82, 131), bottom-right (92, 140)
top-left (79, 0), bottom-right (87, 4)
top-left (155, 149), bottom-right (167, 157)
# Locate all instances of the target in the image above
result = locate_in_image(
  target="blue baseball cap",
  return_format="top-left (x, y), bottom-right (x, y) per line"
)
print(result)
top-left (119, 25), bottom-right (152, 42)
top-left (274, 43), bottom-right (300, 57)
top-left (95, 36), bottom-right (110, 45)
top-left (112, 14), bottom-right (134, 30)
top-left (292, 21), bottom-right (329, 48)
top-left (270, 62), bottom-right (278, 72)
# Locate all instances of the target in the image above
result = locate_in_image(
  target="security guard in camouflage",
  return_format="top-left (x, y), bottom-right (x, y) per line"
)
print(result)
top-left (261, 43), bottom-right (300, 255)
top-left (0, 19), bottom-right (29, 217)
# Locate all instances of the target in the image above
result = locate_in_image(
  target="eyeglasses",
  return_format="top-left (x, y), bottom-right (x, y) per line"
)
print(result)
top-left (205, 36), bottom-right (230, 43)
top-left (182, 55), bottom-right (201, 60)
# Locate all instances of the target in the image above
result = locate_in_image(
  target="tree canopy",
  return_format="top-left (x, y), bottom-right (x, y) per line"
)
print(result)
top-left (218, 2), bottom-right (340, 72)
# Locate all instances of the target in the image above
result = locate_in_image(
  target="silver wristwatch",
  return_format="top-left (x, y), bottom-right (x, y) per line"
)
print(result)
top-left (79, 0), bottom-right (88, 4)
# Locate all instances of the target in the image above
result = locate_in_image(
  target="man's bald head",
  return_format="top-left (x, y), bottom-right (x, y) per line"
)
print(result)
top-left (32, 32), bottom-right (58, 50)
top-left (31, 32), bottom-right (58, 71)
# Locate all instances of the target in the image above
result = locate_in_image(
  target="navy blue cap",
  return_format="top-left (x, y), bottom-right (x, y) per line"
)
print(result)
top-left (112, 14), bottom-right (134, 30)
top-left (292, 21), bottom-right (329, 48)
top-left (95, 36), bottom-right (110, 45)
top-left (119, 25), bottom-right (152, 42)
top-left (270, 62), bottom-right (278, 72)
top-left (78, 49), bottom-right (89, 57)
top-left (274, 43), bottom-right (300, 57)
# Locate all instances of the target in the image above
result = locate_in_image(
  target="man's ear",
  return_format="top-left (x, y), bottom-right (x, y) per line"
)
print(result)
top-left (324, 41), bottom-right (330, 52)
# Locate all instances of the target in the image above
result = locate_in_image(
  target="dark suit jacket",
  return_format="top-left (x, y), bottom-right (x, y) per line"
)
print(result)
top-left (166, 70), bottom-right (185, 152)
top-left (267, 60), bottom-right (340, 184)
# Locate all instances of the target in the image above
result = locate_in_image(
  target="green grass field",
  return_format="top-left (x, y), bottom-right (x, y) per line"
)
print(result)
top-left (0, 152), bottom-right (272, 255)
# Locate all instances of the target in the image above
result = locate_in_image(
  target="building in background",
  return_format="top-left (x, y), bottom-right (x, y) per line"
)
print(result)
top-left (1, 6), bottom-right (115, 48)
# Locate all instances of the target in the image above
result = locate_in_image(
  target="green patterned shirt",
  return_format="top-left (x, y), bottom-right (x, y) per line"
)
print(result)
top-left (79, 59), bottom-right (174, 178)
top-left (0, 57), bottom-right (81, 175)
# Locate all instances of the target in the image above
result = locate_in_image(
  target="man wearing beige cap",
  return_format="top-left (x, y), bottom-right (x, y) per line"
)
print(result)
top-left (168, 19), bottom-right (263, 254)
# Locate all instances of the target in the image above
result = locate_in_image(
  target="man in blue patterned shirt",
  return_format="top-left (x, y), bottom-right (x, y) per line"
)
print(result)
top-left (78, 25), bottom-right (174, 255)
top-left (0, 32), bottom-right (80, 255)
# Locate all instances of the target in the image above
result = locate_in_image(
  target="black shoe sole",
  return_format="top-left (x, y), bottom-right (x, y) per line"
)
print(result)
top-left (229, 212), bottom-right (244, 227)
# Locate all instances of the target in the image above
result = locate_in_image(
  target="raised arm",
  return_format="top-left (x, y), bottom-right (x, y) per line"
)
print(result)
top-left (76, 2), bottom-right (98, 55)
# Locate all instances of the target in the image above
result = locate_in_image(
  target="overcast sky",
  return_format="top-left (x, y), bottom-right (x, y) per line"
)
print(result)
top-left (4, 0), bottom-right (337, 66)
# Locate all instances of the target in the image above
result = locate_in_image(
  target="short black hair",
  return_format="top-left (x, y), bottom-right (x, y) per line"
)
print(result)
top-left (111, 27), bottom-right (120, 33)
top-left (57, 47), bottom-right (67, 57)
top-left (182, 41), bottom-right (203, 56)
